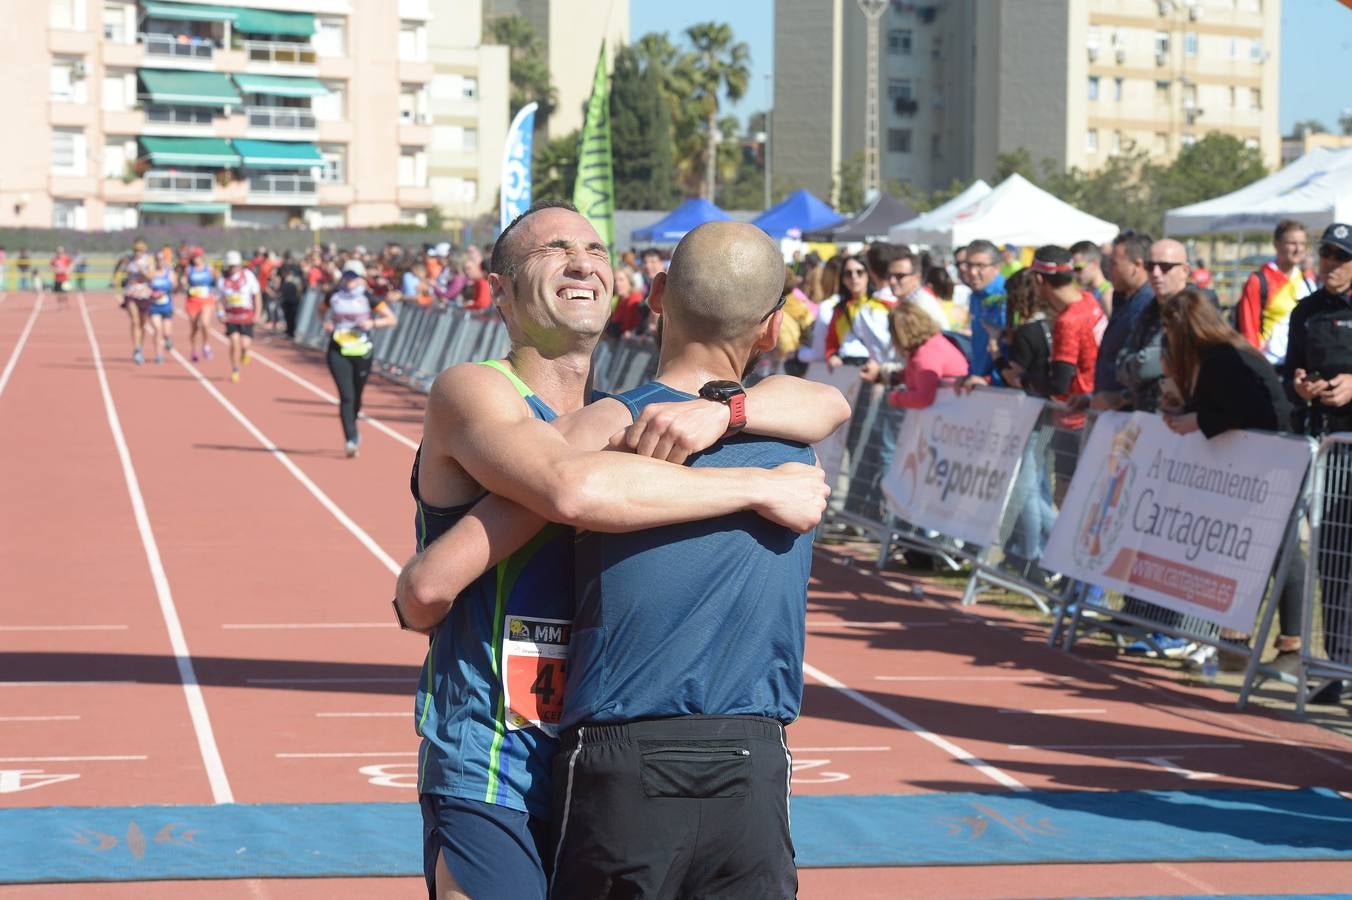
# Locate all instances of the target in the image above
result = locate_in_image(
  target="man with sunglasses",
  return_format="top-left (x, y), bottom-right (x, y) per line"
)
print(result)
top-left (1115, 238), bottom-right (1196, 657)
top-left (1285, 223), bottom-right (1352, 706)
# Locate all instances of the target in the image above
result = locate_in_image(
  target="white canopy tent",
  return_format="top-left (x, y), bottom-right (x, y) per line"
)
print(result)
top-left (1164, 147), bottom-right (1352, 237)
top-left (891, 174), bottom-right (1118, 248)
top-left (887, 179), bottom-right (991, 245)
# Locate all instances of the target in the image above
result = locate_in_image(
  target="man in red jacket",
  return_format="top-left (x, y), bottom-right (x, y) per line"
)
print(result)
top-left (1235, 219), bottom-right (1317, 369)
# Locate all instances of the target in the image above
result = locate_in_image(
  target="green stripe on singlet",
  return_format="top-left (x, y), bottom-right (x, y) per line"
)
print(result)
top-left (482, 526), bottom-right (561, 805)
top-left (477, 358), bottom-right (534, 399)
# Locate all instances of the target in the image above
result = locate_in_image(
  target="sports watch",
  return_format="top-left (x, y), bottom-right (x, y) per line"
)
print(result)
top-left (698, 380), bottom-right (748, 435)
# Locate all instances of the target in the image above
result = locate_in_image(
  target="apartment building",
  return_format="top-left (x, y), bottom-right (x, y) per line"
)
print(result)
top-left (482, 0), bottom-right (629, 139)
top-left (1, 0), bottom-right (446, 231)
top-left (773, 0), bottom-right (1281, 204)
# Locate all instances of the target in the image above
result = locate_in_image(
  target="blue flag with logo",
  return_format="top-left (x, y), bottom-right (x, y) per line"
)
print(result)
top-left (500, 102), bottom-right (539, 233)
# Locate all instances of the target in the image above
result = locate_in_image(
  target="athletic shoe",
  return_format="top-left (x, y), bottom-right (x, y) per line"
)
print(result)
top-left (242, 350), bottom-right (251, 365)
top-left (230, 368), bottom-right (240, 384)
top-left (154, 354), bottom-right (163, 364)
top-left (1267, 649), bottom-right (1303, 677)
top-left (1308, 678), bottom-right (1344, 706)
top-left (133, 348), bottom-right (144, 365)
top-left (203, 344), bottom-right (213, 360)
top-left (164, 338), bottom-right (173, 351)
top-left (1124, 634), bottom-right (1197, 659)
top-left (191, 351), bottom-right (199, 363)
top-left (344, 440), bottom-right (359, 458)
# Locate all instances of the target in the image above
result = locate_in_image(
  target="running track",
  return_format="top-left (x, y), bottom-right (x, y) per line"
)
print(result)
top-left (1, 291), bottom-right (1350, 898)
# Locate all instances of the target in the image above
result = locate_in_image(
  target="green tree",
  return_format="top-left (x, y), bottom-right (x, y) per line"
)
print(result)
top-left (1341, 110), bottom-right (1352, 136)
top-left (685, 22), bottom-right (751, 201)
top-left (633, 32), bottom-right (702, 196)
top-left (532, 129), bottom-right (579, 202)
top-left (1292, 119), bottom-right (1328, 137)
top-left (834, 151), bottom-right (864, 213)
top-left (1152, 132), bottom-right (1266, 215)
top-left (486, 15), bottom-right (557, 130)
top-left (891, 177), bottom-right (967, 214)
top-left (609, 45), bottom-right (678, 209)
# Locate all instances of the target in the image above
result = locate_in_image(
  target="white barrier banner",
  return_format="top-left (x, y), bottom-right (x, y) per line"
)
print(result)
top-left (805, 362), bottom-right (862, 493)
top-left (1042, 411), bottom-right (1309, 632)
top-left (881, 387), bottom-right (1043, 546)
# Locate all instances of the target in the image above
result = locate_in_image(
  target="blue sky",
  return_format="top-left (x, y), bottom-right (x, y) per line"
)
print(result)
top-left (631, 0), bottom-right (1349, 134)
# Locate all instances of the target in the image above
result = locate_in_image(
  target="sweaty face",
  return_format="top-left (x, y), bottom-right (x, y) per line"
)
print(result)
top-left (500, 208), bottom-right (614, 348)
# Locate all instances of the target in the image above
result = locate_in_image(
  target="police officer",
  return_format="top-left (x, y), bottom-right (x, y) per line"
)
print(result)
top-left (1286, 222), bottom-right (1352, 706)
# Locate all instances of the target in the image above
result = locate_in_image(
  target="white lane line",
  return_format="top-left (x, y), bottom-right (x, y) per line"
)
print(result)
top-left (791, 746), bottom-right (891, 752)
top-left (0, 624), bottom-right (128, 632)
top-left (805, 620), bottom-right (946, 629)
top-left (803, 661), bottom-right (1028, 792)
top-left (315, 711), bottom-right (407, 718)
top-left (1154, 861), bottom-right (1220, 894)
top-left (247, 677), bottom-right (412, 685)
top-left (222, 622), bottom-right (395, 630)
top-left (0, 680), bottom-right (139, 687)
top-left (0, 754), bottom-right (147, 762)
top-left (274, 745), bottom-right (416, 751)
top-left (0, 293), bottom-right (42, 402)
top-left (1009, 742), bottom-right (1242, 751)
top-left (170, 347), bottom-right (402, 576)
top-left (200, 322), bottom-right (420, 450)
top-left (997, 708), bottom-right (1107, 716)
top-left (0, 715), bottom-right (82, 722)
top-left (874, 675), bottom-right (1061, 682)
top-left (78, 296), bottom-right (234, 805)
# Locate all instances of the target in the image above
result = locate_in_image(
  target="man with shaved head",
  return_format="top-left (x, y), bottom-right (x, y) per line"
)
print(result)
top-left (399, 206), bottom-right (846, 900)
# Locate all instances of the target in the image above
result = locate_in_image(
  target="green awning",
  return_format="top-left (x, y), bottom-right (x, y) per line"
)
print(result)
top-left (232, 7), bottom-right (315, 36)
top-left (139, 136), bottom-right (240, 167)
top-left (139, 69), bottom-right (241, 107)
top-left (141, 1), bottom-right (236, 23)
top-left (232, 139), bottom-right (323, 169)
top-left (232, 73), bottom-right (329, 98)
top-left (139, 202), bottom-right (230, 214)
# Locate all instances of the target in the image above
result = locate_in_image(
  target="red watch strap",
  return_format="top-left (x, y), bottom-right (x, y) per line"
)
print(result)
top-left (725, 392), bottom-right (747, 433)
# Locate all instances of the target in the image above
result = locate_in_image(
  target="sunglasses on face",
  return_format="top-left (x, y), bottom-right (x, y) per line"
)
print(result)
top-left (1145, 260), bottom-right (1184, 273)
top-left (1320, 245), bottom-right (1352, 263)
top-left (887, 269), bottom-right (915, 281)
top-left (760, 294), bottom-right (787, 323)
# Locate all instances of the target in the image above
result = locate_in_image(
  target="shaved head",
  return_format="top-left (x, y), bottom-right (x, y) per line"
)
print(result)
top-left (664, 222), bottom-right (786, 342)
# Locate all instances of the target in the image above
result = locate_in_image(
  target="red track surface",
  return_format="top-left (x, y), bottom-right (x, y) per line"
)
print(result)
top-left (2, 291), bottom-right (1351, 898)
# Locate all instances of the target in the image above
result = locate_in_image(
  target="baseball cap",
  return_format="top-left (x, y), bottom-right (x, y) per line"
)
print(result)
top-left (1320, 223), bottom-right (1352, 257)
top-left (435, 242), bottom-right (451, 257)
top-left (224, 250), bottom-right (242, 266)
top-left (342, 259), bottom-right (367, 278)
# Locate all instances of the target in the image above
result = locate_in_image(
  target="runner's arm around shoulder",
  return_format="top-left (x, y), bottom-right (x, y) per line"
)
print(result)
top-left (609, 375), bottom-right (850, 464)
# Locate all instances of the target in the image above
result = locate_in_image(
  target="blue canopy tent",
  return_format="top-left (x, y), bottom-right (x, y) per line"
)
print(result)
top-left (752, 189), bottom-right (844, 239)
top-left (630, 198), bottom-right (731, 243)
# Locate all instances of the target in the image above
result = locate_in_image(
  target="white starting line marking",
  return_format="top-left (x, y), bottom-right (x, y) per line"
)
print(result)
top-left (273, 745), bottom-right (416, 751)
top-left (0, 293), bottom-right (42, 403)
top-left (0, 715), bottom-right (82, 722)
top-left (79, 297), bottom-right (234, 805)
top-left (315, 711), bottom-right (408, 718)
top-left (791, 746), bottom-right (891, 752)
top-left (0, 754), bottom-right (147, 763)
top-left (0, 624), bottom-right (128, 632)
top-left (997, 708), bottom-right (1108, 716)
top-left (222, 622), bottom-right (396, 630)
top-left (1008, 742), bottom-right (1242, 751)
top-left (803, 662), bottom-right (1028, 792)
top-left (247, 677), bottom-right (413, 685)
top-left (1119, 755), bottom-right (1219, 781)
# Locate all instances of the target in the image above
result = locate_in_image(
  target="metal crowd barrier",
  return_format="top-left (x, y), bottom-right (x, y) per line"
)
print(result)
top-left (292, 290), bottom-right (659, 398)
top-left (1296, 435), bottom-right (1352, 714)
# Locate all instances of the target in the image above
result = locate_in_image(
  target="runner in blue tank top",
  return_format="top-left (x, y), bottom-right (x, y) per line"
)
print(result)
top-left (396, 202), bottom-right (844, 900)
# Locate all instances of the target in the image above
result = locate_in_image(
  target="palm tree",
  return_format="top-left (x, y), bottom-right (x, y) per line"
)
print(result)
top-left (684, 23), bottom-right (750, 201)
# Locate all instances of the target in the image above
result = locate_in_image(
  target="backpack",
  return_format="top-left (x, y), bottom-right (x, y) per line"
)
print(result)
top-left (1229, 268), bottom-right (1267, 329)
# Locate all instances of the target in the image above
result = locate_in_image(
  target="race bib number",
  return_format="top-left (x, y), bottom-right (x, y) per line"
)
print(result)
top-left (224, 291), bottom-right (248, 309)
top-left (189, 286), bottom-right (210, 299)
top-left (501, 615), bottom-right (570, 737)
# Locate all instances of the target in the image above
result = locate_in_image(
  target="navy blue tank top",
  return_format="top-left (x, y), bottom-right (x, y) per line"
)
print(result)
top-left (562, 381), bottom-right (816, 729)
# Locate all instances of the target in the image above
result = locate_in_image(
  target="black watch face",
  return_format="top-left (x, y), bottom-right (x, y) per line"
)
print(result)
top-left (700, 380), bottom-right (745, 401)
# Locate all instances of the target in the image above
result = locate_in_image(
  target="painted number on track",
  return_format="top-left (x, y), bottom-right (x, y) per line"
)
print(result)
top-left (358, 763), bottom-right (419, 789)
top-left (0, 769), bottom-right (81, 793)
top-left (791, 759), bottom-right (850, 784)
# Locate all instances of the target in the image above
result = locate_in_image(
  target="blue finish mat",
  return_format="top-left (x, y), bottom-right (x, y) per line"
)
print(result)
top-left (1, 788), bottom-right (1349, 883)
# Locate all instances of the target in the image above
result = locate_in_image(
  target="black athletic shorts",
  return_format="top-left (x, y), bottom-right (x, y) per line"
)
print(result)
top-left (549, 716), bottom-right (796, 900)
top-left (225, 323), bottom-right (254, 337)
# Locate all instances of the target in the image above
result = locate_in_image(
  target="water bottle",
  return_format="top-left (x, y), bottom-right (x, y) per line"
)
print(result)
top-left (1201, 649), bottom-right (1219, 683)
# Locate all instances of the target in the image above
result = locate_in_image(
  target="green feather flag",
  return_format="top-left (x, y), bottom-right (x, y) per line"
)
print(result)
top-left (573, 41), bottom-right (615, 251)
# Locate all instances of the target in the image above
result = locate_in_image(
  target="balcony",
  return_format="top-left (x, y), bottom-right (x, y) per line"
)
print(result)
top-left (246, 172), bottom-right (317, 203)
top-left (145, 169), bottom-right (215, 197)
top-left (139, 32), bottom-right (215, 64)
top-left (245, 106), bottom-right (317, 133)
top-left (241, 39), bottom-right (317, 68)
top-left (142, 105), bottom-right (216, 135)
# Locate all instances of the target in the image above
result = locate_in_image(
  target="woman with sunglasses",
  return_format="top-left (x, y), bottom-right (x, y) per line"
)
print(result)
top-left (322, 259), bottom-right (398, 458)
top-left (823, 254), bottom-right (894, 371)
top-left (1284, 223), bottom-right (1352, 706)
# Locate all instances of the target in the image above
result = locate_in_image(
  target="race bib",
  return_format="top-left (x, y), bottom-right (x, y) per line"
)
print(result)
top-left (501, 615), bottom-right (570, 737)
top-left (224, 291), bottom-right (247, 309)
top-left (189, 286), bottom-right (210, 299)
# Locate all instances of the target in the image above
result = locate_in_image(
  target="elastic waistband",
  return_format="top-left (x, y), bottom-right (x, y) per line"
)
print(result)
top-left (560, 716), bottom-right (784, 749)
